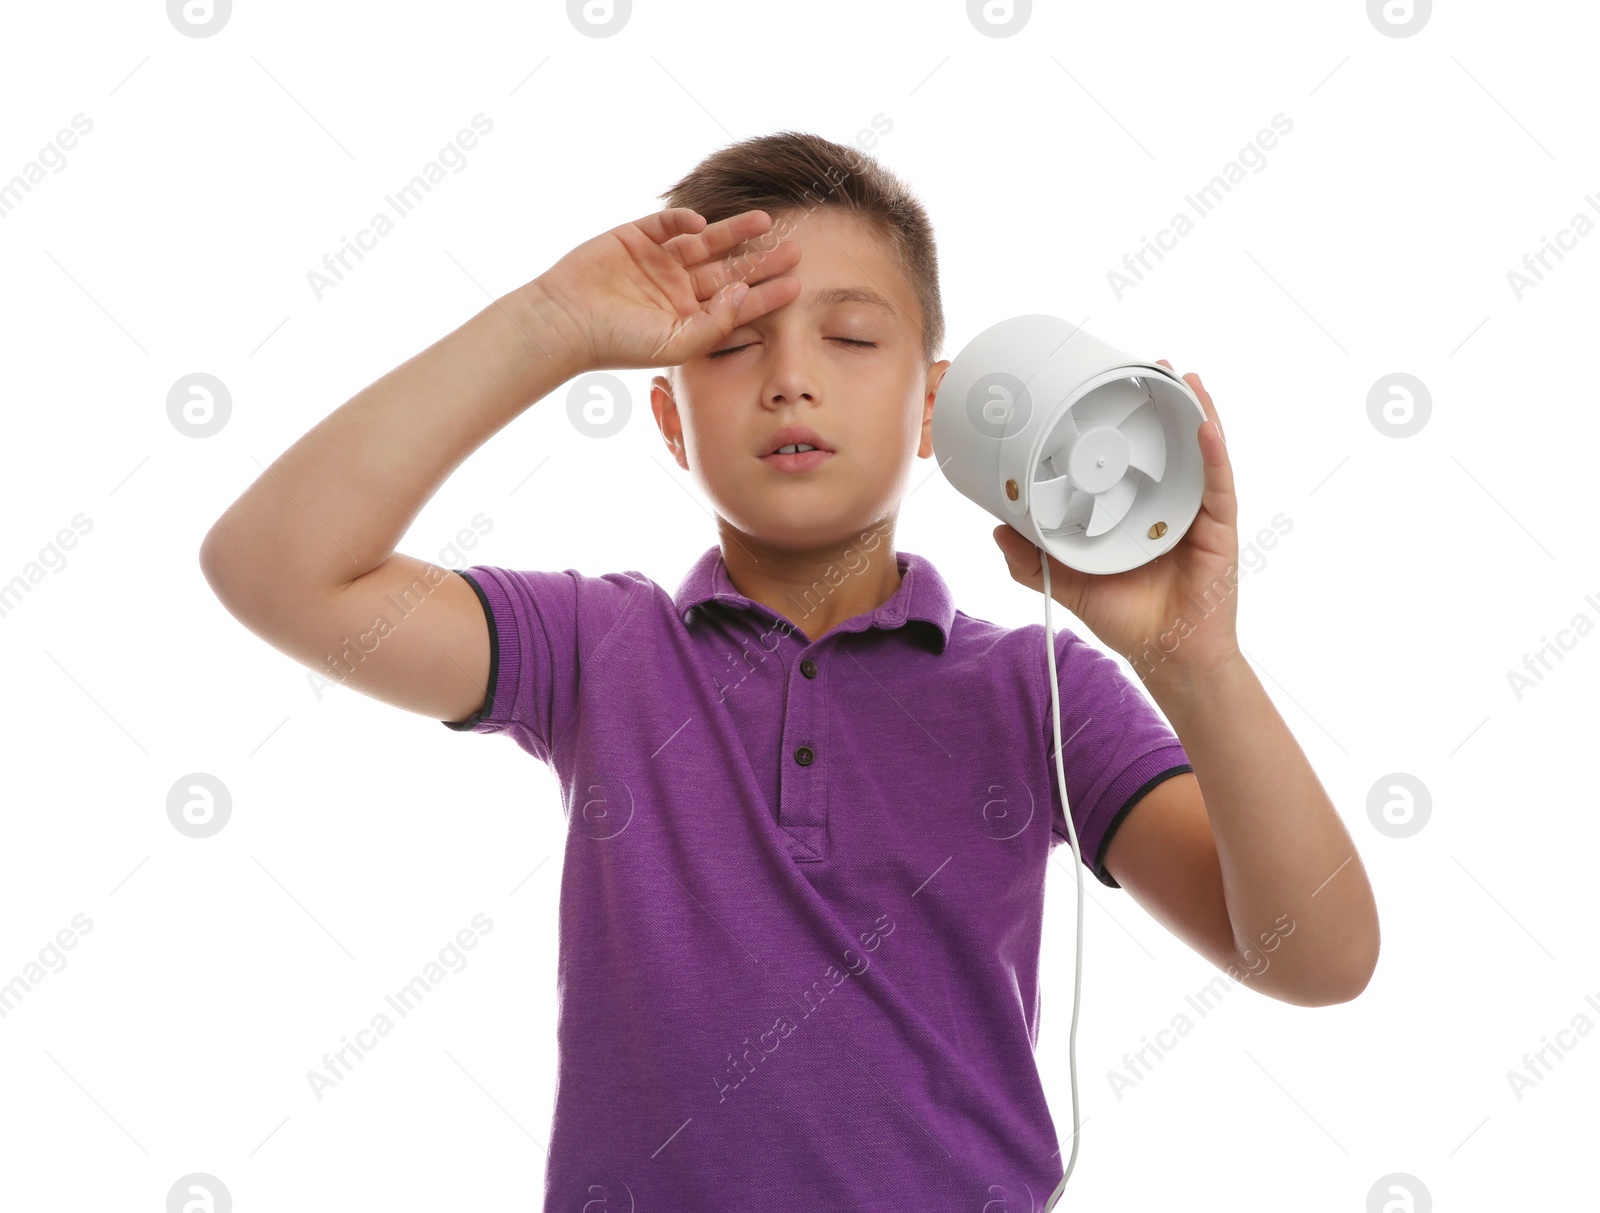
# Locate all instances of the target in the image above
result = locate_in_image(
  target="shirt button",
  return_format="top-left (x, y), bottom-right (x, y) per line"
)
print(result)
top-left (794, 746), bottom-right (814, 766)
top-left (800, 658), bottom-right (818, 678)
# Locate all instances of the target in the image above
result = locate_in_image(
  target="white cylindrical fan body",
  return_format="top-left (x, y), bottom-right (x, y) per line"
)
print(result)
top-left (931, 315), bottom-right (1207, 574)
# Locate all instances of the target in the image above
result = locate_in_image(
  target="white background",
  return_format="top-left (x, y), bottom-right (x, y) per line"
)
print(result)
top-left (1, 1), bottom-right (1594, 1209)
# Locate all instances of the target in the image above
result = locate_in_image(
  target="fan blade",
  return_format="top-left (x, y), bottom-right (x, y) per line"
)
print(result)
top-left (1031, 473), bottom-right (1074, 530)
top-left (1039, 411), bottom-right (1079, 478)
top-left (1070, 379), bottom-right (1150, 433)
top-left (1031, 474), bottom-right (1093, 530)
top-left (1120, 397), bottom-right (1167, 481)
top-left (1085, 474), bottom-right (1139, 537)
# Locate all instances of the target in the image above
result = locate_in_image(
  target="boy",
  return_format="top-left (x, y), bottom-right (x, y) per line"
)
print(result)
top-left (200, 131), bottom-right (1379, 1209)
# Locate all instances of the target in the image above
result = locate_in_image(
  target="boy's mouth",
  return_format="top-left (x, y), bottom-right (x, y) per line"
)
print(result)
top-left (758, 425), bottom-right (836, 472)
top-left (759, 425), bottom-right (834, 457)
top-left (760, 448), bottom-right (835, 473)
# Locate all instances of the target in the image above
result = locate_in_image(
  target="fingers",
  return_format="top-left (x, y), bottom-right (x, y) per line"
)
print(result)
top-left (723, 272), bottom-right (803, 327)
top-left (632, 207), bottom-right (707, 244)
top-left (640, 207), bottom-right (802, 310)
top-left (993, 523), bottom-right (1041, 580)
top-left (661, 208), bottom-right (777, 270)
top-left (686, 234), bottom-right (801, 302)
top-left (1158, 361), bottom-right (1236, 523)
top-left (653, 270), bottom-right (800, 367)
top-left (1157, 359), bottom-right (1223, 444)
top-left (1197, 405), bottom-right (1237, 527)
top-left (1188, 375), bottom-right (1222, 444)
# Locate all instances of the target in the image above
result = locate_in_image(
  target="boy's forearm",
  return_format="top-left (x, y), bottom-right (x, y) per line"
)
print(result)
top-left (1145, 654), bottom-right (1381, 1006)
top-left (201, 282), bottom-right (586, 594)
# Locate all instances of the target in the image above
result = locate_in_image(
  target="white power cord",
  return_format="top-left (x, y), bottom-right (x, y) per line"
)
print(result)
top-left (1039, 549), bottom-right (1083, 1213)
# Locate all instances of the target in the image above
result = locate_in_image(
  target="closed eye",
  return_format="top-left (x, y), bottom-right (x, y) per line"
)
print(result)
top-left (708, 338), bottom-right (877, 359)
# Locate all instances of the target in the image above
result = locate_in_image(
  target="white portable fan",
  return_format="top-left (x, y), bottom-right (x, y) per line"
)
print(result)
top-left (931, 315), bottom-right (1207, 1212)
top-left (931, 314), bottom-right (1208, 575)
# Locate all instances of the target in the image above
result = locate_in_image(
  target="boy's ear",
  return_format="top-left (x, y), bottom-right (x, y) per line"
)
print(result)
top-left (919, 359), bottom-right (951, 459)
top-left (650, 373), bottom-right (688, 469)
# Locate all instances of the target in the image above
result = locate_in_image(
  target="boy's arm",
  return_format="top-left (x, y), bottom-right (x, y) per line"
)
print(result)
top-left (198, 283), bottom-right (586, 723)
top-left (1105, 655), bottom-right (1381, 1007)
top-left (199, 206), bottom-right (798, 723)
top-left (1001, 366), bottom-right (1379, 1007)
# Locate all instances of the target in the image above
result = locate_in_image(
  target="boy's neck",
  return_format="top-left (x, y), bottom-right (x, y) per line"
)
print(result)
top-left (715, 522), bottom-right (903, 645)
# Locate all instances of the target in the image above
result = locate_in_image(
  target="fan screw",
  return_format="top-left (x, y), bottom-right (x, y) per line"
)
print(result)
top-left (1005, 479), bottom-right (1018, 501)
top-left (1148, 521), bottom-right (1168, 539)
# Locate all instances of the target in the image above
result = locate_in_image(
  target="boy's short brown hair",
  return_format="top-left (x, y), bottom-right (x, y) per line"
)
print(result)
top-left (658, 129), bottom-right (946, 365)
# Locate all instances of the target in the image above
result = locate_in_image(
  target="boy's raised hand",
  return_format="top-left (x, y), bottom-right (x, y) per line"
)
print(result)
top-left (532, 207), bottom-right (802, 373)
top-left (993, 363), bottom-right (1242, 680)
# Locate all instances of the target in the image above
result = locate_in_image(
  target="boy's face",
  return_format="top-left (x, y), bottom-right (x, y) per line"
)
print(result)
top-left (650, 207), bottom-right (950, 553)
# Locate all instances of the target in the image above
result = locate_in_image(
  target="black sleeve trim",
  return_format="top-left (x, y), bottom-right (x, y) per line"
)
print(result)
top-left (1093, 763), bottom-right (1194, 889)
top-left (440, 570), bottom-right (500, 731)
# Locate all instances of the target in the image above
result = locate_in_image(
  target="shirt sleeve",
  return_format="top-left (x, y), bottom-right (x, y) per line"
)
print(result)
top-left (1042, 625), bottom-right (1193, 889)
top-left (439, 564), bottom-right (642, 766)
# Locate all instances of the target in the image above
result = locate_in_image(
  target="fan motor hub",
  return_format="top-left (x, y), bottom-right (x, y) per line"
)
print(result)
top-left (1065, 426), bottom-right (1130, 495)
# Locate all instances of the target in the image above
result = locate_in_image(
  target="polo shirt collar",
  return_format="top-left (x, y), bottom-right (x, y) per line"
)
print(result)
top-left (673, 543), bottom-right (955, 654)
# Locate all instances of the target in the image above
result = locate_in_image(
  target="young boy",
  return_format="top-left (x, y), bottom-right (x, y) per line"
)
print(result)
top-left (200, 131), bottom-right (1379, 1210)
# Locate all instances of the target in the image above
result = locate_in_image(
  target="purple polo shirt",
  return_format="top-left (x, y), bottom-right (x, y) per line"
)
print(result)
top-left (442, 543), bottom-right (1191, 1210)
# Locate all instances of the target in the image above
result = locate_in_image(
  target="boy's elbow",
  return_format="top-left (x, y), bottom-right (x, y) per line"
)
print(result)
top-left (1319, 960), bottom-right (1376, 1006)
top-left (1290, 943), bottom-right (1380, 1008)
top-left (1305, 912), bottom-right (1381, 1006)
top-left (1339, 941), bottom-right (1380, 1003)
top-left (198, 521), bottom-right (242, 602)
top-left (199, 518), bottom-right (269, 622)
top-left (1339, 919), bottom-right (1382, 1002)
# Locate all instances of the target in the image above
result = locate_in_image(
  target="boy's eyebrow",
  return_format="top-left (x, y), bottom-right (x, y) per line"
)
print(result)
top-left (804, 285), bottom-right (899, 315)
